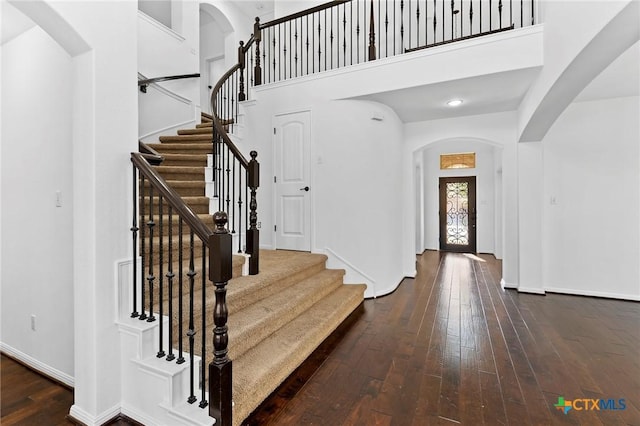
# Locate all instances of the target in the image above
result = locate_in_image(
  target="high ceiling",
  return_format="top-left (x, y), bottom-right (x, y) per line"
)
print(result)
top-left (1, 2), bottom-right (35, 46)
top-left (353, 40), bottom-right (639, 123)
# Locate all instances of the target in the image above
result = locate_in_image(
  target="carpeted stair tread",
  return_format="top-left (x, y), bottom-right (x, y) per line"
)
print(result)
top-left (141, 196), bottom-right (209, 214)
top-left (195, 122), bottom-right (213, 128)
top-left (159, 153), bottom-right (207, 167)
top-left (159, 134), bottom-right (213, 143)
top-left (201, 112), bottom-right (213, 122)
top-left (226, 250), bottom-right (329, 313)
top-left (146, 143), bottom-right (211, 155)
top-left (231, 284), bottom-right (366, 425)
top-left (177, 127), bottom-right (213, 135)
top-left (225, 268), bottom-right (345, 360)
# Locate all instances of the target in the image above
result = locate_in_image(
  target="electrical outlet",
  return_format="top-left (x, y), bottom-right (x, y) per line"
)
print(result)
top-left (31, 315), bottom-right (36, 331)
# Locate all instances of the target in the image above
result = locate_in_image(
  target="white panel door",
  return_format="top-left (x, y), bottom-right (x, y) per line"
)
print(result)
top-left (274, 112), bottom-right (311, 251)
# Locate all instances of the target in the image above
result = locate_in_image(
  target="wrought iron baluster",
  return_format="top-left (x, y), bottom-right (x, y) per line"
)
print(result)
top-left (140, 175), bottom-right (147, 321)
top-left (225, 146), bottom-right (231, 216)
top-left (385, 0), bottom-right (389, 57)
top-left (237, 168), bottom-right (243, 254)
top-left (499, 0), bottom-right (503, 28)
top-left (470, 0), bottom-right (474, 35)
top-left (490, 0), bottom-right (492, 31)
top-left (232, 160), bottom-right (236, 234)
top-left (166, 206), bottom-right (175, 362)
top-left (416, 0), bottom-right (420, 49)
top-left (157, 195), bottom-right (165, 356)
top-left (306, 15), bottom-right (310, 74)
top-left (368, 0), bottom-right (376, 60)
top-left (131, 165), bottom-right (139, 318)
top-left (531, 0), bottom-right (534, 25)
top-left (408, 0), bottom-right (411, 49)
top-left (356, 0), bottom-right (360, 62)
top-left (187, 230), bottom-right (196, 404)
top-left (199, 244), bottom-right (208, 408)
top-left (451, 0), bottom-right (454, 40)
top-left (177, 218), bottom-right (185, 364)
top-left (330, 7), bottom-right (334, 70)
top-left (147, 186), bottom-right (156, 323)
top-left (343, 5), bottom-right (347, 65)
top-left (433, 0), bottom-right (437, 43)
top-left (400, 0), bottom-right (404, 51)
top-left (295, 19), bottom-right (299, 77)
top-left (377, 0), bottom-right (381, 59)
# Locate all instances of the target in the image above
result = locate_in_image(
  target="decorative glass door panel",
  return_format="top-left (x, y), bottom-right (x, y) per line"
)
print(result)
top-left (439, 177), bottom-right (477, 253)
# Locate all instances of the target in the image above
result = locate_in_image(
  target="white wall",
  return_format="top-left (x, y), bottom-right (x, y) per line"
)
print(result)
top-left (138, 3), bottom-right (200, 135)
top-left (542, 96), bottom-right (640, 300)
top-left (420, 140), bottom-right (498, 254)
top-left (1, 25), bottom-right (74, 381)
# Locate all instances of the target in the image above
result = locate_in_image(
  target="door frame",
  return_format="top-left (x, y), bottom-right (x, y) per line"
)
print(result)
top-left (272, 110), bottom-right (313, 251)
top-left (439, 176), bottom-right (477, 253)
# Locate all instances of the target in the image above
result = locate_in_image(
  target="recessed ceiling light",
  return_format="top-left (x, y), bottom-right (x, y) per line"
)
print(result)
top-left (447, 99), bottom-right (463, 107)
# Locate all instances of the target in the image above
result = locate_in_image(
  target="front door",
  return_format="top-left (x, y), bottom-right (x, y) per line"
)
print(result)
top-left (439, 176), bottom-right (477, 253)
top-left (274, 111), bottom-right (311, 251)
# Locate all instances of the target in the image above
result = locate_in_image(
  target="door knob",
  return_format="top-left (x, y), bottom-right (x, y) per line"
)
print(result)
top-left (300, 186), bottom-right (310, 192)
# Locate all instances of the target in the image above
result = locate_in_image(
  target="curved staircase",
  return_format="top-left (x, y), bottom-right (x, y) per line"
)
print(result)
top-left (128, 114), bottom-right (366, 425)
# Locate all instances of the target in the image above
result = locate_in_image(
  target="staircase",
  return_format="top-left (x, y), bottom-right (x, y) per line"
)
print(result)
top-left (125, 114), bottom-right (366, 425)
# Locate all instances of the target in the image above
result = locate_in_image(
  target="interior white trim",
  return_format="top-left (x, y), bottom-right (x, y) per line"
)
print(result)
top-left (545, 286), bottom-right (640, 302)
top-left (69, 403), bottom-right (121, 426)
top-left (139, 119), bottom-right (196, 141)
top-left (0, 342), bottom-right (74, 387)
top-left (138, 10), bottom-right (185, 42)
top-left (320, 247), bottom-right (377, 297)
top-left (517, 286), bottom-right (546, 295)
top-left (500, 279), bottom-right (518, 289)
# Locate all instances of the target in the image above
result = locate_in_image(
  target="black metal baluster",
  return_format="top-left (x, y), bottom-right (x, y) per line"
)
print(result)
top-left (225, 146), bottom-right (230, 217)
top-left (245, 172), bottom-right (249, 254)
top-left (157, 195), bottom-right (165, 357)
top-left (433, 0), bottom-right (438, 43)
top-left (329, 8), bottom-right (333, 69)
top-left (480, 0), bottom-right (483, 33)
top-left (451, 0), bottom-right (454, 40)
top-left (531, 0), bottom-right (534, 25)
top-left (470, 0), bottom-right (474, 35)
top-left (425, 0), bottom-right (429, 45)
top-left (166, 206), bottom-right (175, 362)
top-left (368, 0), bottom-right (376, 60)
top-left (177, 218), bottom-right (185, 364)
top-left (140, 175), bottom-right (147, 321)
top-left (324, 9), bottom-right (327, 71)
top-left (343, 5), bottom-right (347, 66)
top-left (461, 0), bottom-right (464, 37)
top-left (408, 0), bottom-right (411, 49)
top-left (306, 15), bottom-right (310, 74)
top-left (288, 20), bottom-right (292, 79)
top-left (237, 169), bottom-right (243, 254)
top-left (131, 165), bottom-right (139, 318)
top-left (232, 159), bottom-right (236, 235)
top-left (318, 13), bottom-right (322, 70)
top-left (295, 19), bottom-right (299, 77)
top-left (442, 0), bottom-right (445, 41)
top-left (385, 0), bottom-right (389, 57)
top-left (187, 230), bottom-right (196, 404)
top-left (147, 186), bottom-right (156, 323)
top-left (400, 0), bottom-right (404, 51)
top-left (199, 244), bottom-right (208, 408)
top-left (356, 0), bottom-right (360, 62)
top-left (416, 0), bottom-right (420, 49)
top-left (393, 0), bottom-right (396, 54)
top-left (351, 2), bottom-right (354, 64)
top-left (313, 13), bottom-right (316, 73)
top-left (273, 27), bottom-right (277, 82)
top-left (499, 0), bottom-right (503, 28)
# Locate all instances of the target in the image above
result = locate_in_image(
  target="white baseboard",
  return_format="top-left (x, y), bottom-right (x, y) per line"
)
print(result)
top-left (68, 403), bottom-right (121, 426)
top-left (120, 403), bottom-right (160, 426)
top-left (0, 342), bottom-right (74, 387)
top-left (317, 247), bottom-right (377, 298)
top-left (500, 279), bottom-right (518, 289)
top-left (545, 286), bottom-right (640, 301)
top-left (139, 119), bottom-right (196, 143)
top-left (517, 286), bottom-right (546, 295)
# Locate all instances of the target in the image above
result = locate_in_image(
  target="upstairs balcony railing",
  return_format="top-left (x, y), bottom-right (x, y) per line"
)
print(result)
top-left (241, 0), bottom-right (535, 87)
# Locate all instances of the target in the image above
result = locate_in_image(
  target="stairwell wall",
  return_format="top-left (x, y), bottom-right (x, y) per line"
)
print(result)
top-left (1, 24), bottom-right (75, 382)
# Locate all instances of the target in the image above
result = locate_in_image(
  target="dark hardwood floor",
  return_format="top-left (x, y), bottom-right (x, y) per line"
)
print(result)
top-left (2, 251), bottom-right (639, 425)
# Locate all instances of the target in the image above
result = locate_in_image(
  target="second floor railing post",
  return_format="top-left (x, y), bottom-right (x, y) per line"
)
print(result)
top-left (238, 41), bottom-right (246, 101)
top-left (247, 151), bottom-right (260, 275)
top-left (208, 212), bottom-right (233, 426)
top-left (368, 0), bottom-right (376, 60)
top-left (254, 18), bottom-right (262, 86)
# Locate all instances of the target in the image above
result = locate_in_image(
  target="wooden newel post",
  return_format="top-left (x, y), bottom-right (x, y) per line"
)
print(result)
top-left (247, 151), bottom-right (260, 275)
top-left (254, 17), bottom-right (262, 86)
top-left (238, 41), bottom-right (246, 102)
top-left (368, 0), bottom-right (376, 61)
top-left (208, 212), bottom-right (233, 425)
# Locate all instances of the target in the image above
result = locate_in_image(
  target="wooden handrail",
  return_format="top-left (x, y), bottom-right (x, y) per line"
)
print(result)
top-left (131, 152), bottom-right (212, 243)
top-left (260, 0), bottom-right (350, 29)
top-left (138, 73), bottom-right (200, 93)
top-left (211, 63), bottom-right (250, 169)
top-left (139, 141), bottom-right (164, 165)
